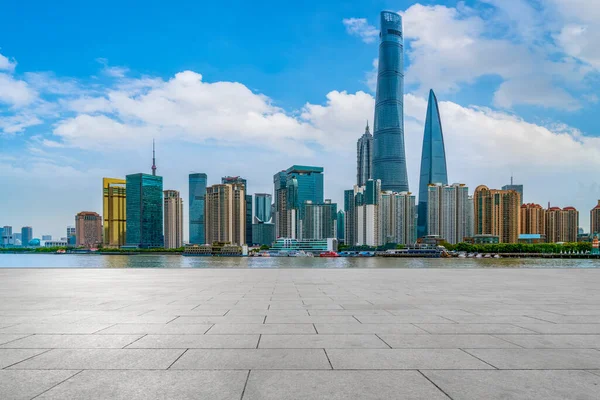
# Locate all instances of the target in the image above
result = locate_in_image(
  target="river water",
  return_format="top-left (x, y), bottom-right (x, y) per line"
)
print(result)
top-left (0, 254), bottom-right (599, 268)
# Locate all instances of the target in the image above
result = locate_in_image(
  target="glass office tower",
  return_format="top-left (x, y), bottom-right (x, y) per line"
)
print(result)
top-left (372, 11), bottom-right (409, 192)
top-left (255, 193), bottom-right (272, 223)
top-left (189, 173), bottom-right (207, 244)
top-left (417, 89), bottom-right (448, 238)
top-left (126, 173), bottom-right (163, 248)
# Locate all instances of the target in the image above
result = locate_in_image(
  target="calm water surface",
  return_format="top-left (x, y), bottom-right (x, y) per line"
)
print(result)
top-left (0, 254), bottom-right (599, 268)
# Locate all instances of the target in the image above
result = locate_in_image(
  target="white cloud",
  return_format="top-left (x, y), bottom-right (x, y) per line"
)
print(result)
top-left (342, 18), bottom-right (379, 43)
top-left (0, 73), bottom-right (38, 107)
top-left (0, 114), bottom-right (42, 134)
top-left (0, 52), bottom-right (17, 72)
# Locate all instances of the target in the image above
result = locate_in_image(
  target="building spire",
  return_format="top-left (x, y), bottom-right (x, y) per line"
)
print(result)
top-left (365, 120), bottom-right (370, 134)
top-left (151, 139), bottom-right (157, 176)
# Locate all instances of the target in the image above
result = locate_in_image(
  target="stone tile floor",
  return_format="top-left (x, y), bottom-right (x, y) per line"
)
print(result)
top-left (0, 268), bottom-right (600, 399)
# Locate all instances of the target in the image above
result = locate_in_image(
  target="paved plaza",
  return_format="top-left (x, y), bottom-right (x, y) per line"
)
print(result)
top-left (1, 267), bottom-right (600, 399)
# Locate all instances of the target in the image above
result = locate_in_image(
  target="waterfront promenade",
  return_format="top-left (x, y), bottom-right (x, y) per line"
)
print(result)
top-left (1, 268), bottom-right (600, 399)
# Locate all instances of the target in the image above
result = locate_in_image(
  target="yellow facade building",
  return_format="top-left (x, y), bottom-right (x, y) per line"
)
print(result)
top-left (103, 178), bottom-right (126, 247)
top-left (474, 185), bottom-right (520, 243)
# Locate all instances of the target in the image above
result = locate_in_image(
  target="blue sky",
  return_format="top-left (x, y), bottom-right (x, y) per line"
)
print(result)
top-left (1, 0), bottom-right (600, 239)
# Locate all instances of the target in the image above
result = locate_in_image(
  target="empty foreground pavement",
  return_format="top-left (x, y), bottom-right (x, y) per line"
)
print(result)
top-left (1, 267), bottom-right (600, 399)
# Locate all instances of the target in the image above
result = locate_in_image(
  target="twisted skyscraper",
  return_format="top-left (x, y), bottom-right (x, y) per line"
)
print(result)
top-left (417, 89), bottom-right (448, 238)
top-left (372, 11), bottom-right (408, 192)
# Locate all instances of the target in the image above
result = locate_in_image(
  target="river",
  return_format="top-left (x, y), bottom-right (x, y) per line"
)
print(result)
top-left (0, 254), bottom-right (599, 268)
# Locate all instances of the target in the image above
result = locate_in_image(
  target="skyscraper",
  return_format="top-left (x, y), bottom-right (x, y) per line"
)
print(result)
top-left (21, 226), bottom-right (33, 246)
top-left (301, 200), bottom-right (337, 240)
top-left (357, 122), bottom-right (373, 187)
top-left (189, 173), bottom-right (207, 244)
top-left (344, 189), bottom-right (356, 246)
top-left (591, 200), bottom-right (600, 235)
top-left (502, 176), bottom-right (524, 205)
top-left (222, 176), bottom-right (252, 245)
top-left (372, 11), bottom-right (408, 193)
top-left (75, 211), bottom-right (102, 248)
top-left (163, 190), bottom-right (183, 249)
top-left (273, 171), bottom-right (288, 238)
top-left (426, 183), bottom-right (468, 244)
top-left (474, 185), bottom-right (520, 243)
top-left (103, 178), bottom-right (126, 247)
top-left (379, 191), bottom-right (416, 245)
top-left (254, 193), bottom-right (272, 223)
top-left (417, 89), bottom-right (448, 239)
top-left (546, 206), bottom-right (578, 243)
top-left (336, 210), bottom-right (345, 244)
top-left (520, 203), bottom-right (546, 235)
top-left (285, 165), bottom-right (324, 239)
top-left (126, 173), bottom-right (164, 248)
top-left (205, 183), bottom-right (246, 245)
top-left (355, 179), bottom-right (381, 246)
top-left (188, 173), bottom-right (208, 244)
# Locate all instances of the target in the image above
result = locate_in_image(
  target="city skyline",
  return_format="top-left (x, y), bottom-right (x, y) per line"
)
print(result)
top-left (2, 2), bottom-right (600, 238)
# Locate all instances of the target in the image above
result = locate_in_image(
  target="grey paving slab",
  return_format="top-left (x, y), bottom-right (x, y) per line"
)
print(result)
top-left (9, 348), bottom-right (185, 370)
top-left (127, 334), bottom-right (259, 348)
top-left (0, 334), bottom-right (29, 346)
top-left (379, 334), bottom-right (519, 349)
top-left (225, 309), bottom-right (309, 316)
top-left (587, 370), bottom-right (600, 376)
top-left (79, 315), bottom-right (178, 324)
top-left (514, 323), bottom-right (600, 334)
top-left (96, 323), bottom-right (213, 334)
top-left (423, 370), bottom-right (600, 400)
top-left (496, 334), bottom-right (600, 348)
top-left (465, 348), bottom-right (600, 369)
top-left (35, 370), bottom-right (248, 400)
top-left (416, 323), bottom-right (536, 334)
top-left (1, 334), bottom-right (143, 349)
top-left (315, 323), bottom-right (428, 334)
top-left (170, 349), bottom-right (331, 370)
top-left (264, 316), bottom-right (358, 324)
top-left (170, 315), bottom-right (264, 324)
top-left (0, 323), bottom-right (114, 334)
top-left (355, 315), bottom-right (455, 324)
top-left (307, 309), bottom-right (393, 316)
top-left (0, 348), bottom-right (49, 368)
top-left (442, 315), bottom-right (551, 324)
top-left (0, 370), bottom-right (80, 400)
top-left (259, 334), bottom-right (389, 349)
top-left (326, 348), bottom-right (494, 369)
top-left (207, 323), bottom-right (316, 334)
top-left (242, 370), bottom-right (449, 400)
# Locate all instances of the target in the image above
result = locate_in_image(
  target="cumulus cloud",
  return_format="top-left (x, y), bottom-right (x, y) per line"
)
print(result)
top-left (342, 18), bottom-right (379, 43)
top-left (0, 52), bottom-right (17, 72)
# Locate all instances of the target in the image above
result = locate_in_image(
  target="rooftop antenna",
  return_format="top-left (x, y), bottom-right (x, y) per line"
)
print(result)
top-left (151, 139), bottom-right (157, 176)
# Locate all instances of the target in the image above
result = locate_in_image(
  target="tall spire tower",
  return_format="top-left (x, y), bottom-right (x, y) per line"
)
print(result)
top-left (357, 121), bottom-right (373, 187)
top-left (372, 11), bottom-right (409, 192)
top-left (151, 139), bottom-right (157, 176)
top-left (417, 89), bottom-right (448, 239)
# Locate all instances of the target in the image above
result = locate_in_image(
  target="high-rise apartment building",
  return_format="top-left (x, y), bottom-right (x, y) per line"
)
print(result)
top-left (466, 195), bottom-right (474, 239)
top-left (520, 203), bottom-right (546, 235)
top-left (357, 122), bottom-right (373, 187)
top-left (75, 211), bottom-right (102, 248)
top-left (474, 185), bottom-right (520, 243)
top-left (379, 191), bottom-right (416, 245)
top-left (427, 183), bottom-right (469, 244)
top-left (301, 200), bottom-right (337, 240)
top-left (2, 226), bottom-right (13, 246)
top-left (126, 173), bottom-right (163, 248)
top-left (102, 178), bottom-right (126, 247)
top-left (254, 193), bottom-right (272, 223)
top-left (163, 190), bottom-right (183, 249)
top-left (372, 11), bottom-right (408, 192)
top-left (222, 176), bottom-right (252, 245)
top-left (21, 226), bottom-right (33, 246)
top-left (355, 179), bottom-right (381, 246)
top-left (502, 177), bottom-right (524, 205)
top-left (590, 200), bottom-right (600, 235)
top-left (189, 173), bottom-right (207, 244)
top-left (205, 183), bottom-right (246, 245)
top-left (417, 90), bottom-right (448, 239)
top-left (273, 171), bottom-right (288, 238)
top-left (546, 206), bottom-right (578, 243)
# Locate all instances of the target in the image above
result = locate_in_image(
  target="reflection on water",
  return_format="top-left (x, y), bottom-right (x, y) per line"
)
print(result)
top-left (0, 254), bottom-right (599, 268)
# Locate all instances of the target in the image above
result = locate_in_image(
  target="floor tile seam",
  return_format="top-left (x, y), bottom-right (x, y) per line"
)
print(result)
top-left (374, 334), bottom-right (393, 349)
top-left (90, 323), bottom-right (118, 335)
top-left (10, 367), bottom-right (600, 371)
top-left (0, 333), bottom-right (35, 346)
top-left (239, 369), bottom-right (252, 400)
top-left (255, 335), bottom-right (262, 349)
top-left (458, 348), bottom-right (499, 369)
top-left (322, 349), bottom-right (334, 370)
top-left (166, 349), bottom-right (189, 370)
top-left (29, 369), bottom-right (83, 399)
top-left (2, 348), bottom-right (53, 370)
top-left (417, 370), bottom-right (454, 400)
top-left (121, 334), bottom-right (148, 349)
top-left (203, 324), bottom-right (216, 334)
top-left (165, 316), bottom-right (180, 324)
